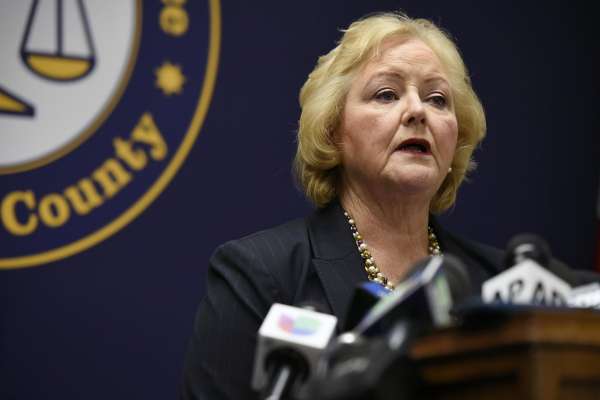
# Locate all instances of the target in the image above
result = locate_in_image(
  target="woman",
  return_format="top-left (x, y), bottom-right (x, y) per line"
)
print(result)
top-left (295, 12), bottom-right (484, 290)
top-left (180, 12), bottom-right (590, 400)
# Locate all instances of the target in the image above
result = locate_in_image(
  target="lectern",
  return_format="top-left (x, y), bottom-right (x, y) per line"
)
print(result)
top-left (411, 308), bottom-right (600, 400)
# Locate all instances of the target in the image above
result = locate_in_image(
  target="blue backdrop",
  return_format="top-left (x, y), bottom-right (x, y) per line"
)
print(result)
top-left (1, 1), bottom-right (598, 399)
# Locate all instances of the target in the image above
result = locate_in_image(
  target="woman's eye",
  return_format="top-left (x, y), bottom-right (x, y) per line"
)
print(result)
top-left (428, 94), bottom-right (447, 108)
top-left (374, 89), bottom-right (398, 102)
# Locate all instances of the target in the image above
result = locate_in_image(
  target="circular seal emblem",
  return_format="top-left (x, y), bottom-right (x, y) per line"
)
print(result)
top-left (0, 0), bottom-right (221, 269)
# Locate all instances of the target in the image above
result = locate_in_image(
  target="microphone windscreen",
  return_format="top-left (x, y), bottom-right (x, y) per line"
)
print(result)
top-left (505, 233), bottom-right (551, 268)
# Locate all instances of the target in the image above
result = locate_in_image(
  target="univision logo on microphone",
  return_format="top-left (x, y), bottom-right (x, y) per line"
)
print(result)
top-left (259, 304), bottom-right (338, 349)
top-left (278, 314), bottom-right (321, 336)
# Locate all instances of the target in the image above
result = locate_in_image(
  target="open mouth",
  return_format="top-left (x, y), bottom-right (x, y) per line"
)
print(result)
top-left (397, 138), bottom-right (431, 155)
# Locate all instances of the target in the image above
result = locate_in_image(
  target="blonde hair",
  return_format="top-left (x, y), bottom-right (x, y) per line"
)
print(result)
top-left (294, 12), bottom-right (486, 213)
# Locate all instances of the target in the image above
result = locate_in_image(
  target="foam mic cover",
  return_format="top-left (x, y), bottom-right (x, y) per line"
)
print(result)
top-left (505, 233), bottom-right (551, 268)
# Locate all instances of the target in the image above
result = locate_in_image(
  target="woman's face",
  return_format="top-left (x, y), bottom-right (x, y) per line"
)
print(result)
top-left (337, 37), bottom-right (458, 202)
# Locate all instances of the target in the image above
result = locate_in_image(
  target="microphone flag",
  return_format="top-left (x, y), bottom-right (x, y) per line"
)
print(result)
top-left (482, 259), bottom-right (571, 306)
top-left (251, 303), bottom-right (338, 394)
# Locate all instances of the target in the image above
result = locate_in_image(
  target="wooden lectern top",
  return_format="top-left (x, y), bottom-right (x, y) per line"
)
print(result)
top-left (410, 307), bottom-right (600, 400)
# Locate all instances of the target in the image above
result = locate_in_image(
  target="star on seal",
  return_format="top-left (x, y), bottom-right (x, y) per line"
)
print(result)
top-left (155, 61), bottom-right (186, 96)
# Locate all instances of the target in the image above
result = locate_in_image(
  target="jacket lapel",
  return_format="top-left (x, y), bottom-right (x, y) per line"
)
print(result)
top-left (306, 202), bottom-right (366, 328)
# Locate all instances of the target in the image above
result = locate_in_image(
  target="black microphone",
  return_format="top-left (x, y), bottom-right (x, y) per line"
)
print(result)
top-left (505, 233), bottom-right (551, 268)
top-left (353, 254), bottom-right (471, 337)
top-left (305, 255), bottom-right (472, 400)
top-left (443, 253), bottom-right (473, 306)
top-left (343, 281), bottom-right (390, 331)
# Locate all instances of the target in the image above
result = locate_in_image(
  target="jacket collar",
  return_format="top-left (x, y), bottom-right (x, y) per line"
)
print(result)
top-left (307, 200), bottom-right (357, 261)
top-left (306, 201), bottom-right (366, 327)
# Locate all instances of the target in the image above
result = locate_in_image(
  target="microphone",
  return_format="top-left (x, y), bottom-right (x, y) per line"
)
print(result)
top-left (353, 254), bottom-right (471, 336)
top-left (308, 321), bottom-right (421, 400)
top-left (444, 253), bottom-right (473, 306)
top-left (567, 283), bottom-right (600, 309)
top-left (251, 303), bottom-right (338, 400)
top-left (343, 281), bottom-right (390, 331)
top-left (482, 234), bottom-right (571, 306)
top-left (504, 233), bottom-right (551, 267)
top-left (304, 255), bottom-right (472, 400)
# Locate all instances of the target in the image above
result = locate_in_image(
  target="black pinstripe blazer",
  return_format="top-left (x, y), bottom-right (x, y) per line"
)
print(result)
top-left (180, 201), bottom-right (597, 400)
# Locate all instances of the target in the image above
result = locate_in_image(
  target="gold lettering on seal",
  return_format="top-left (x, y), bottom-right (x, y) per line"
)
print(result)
top-left (1, 191), bottom-right (38, 236)
top-left (0, 112), bottom-right (168, 236)
top-left (160, 0), bottom-right (189, 37)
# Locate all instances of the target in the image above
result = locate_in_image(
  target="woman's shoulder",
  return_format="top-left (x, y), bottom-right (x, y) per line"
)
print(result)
top-left (209, 215), bottom-right (317, 304)
top-left (184, 216), bottom-right (316, 400)
top-left (216, 216), bottom-right (312, 270)
top-left (225, 216), bottom-right (309, 249)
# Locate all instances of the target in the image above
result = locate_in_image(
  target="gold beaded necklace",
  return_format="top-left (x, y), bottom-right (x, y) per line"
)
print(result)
top-left (343, 210), bottom-right (442, 290)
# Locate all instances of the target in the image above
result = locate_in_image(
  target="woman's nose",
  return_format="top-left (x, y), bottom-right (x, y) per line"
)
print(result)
top-left (401, 92), bottom-right (426, 126)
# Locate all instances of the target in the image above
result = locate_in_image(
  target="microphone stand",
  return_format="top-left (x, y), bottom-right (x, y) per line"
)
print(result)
top-left (264, 365), bottom-right (293, 400)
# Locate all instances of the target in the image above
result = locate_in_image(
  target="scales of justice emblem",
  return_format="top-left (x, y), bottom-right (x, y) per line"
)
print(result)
top-left (20, 0), bottom-right (96, 83)
top-left (0, 0), bottom-right (96, 118)
top-left (0, 0), bottom-right (220, 269)
top-left (0, 0), bottom-right (139, 173)
top-left (1, 0), bottom-right (95, 112)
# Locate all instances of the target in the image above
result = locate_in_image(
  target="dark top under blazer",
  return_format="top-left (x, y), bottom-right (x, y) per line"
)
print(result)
top-left (180, 202), bottom-right (598, 400)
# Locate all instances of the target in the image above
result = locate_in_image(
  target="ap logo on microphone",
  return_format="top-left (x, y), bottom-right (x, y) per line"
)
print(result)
top-left (482, 259), bottom-right (572, 306)
top-left (0, 0), bottom-right (221, 269)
